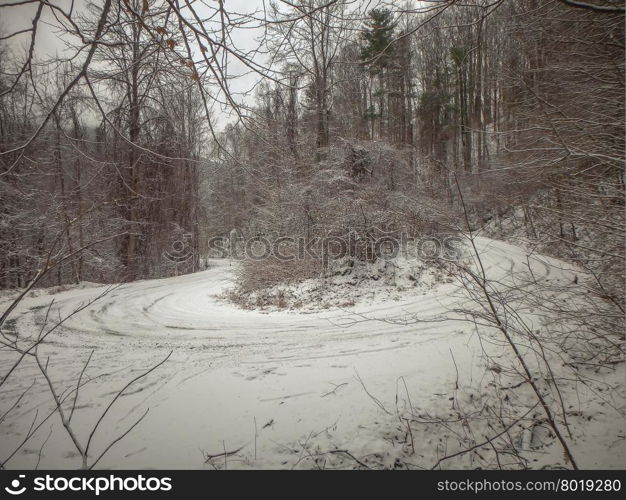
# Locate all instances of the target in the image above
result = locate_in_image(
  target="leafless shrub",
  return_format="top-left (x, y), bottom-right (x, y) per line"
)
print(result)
top-left (229, 254), bottom-right (323, 302)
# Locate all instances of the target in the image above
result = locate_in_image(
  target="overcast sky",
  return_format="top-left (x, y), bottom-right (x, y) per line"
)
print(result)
top-left (0, 0), bottom-right (275, 129)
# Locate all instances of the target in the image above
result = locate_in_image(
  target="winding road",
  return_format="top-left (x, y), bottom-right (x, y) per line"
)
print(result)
top-left (1, 237), bottom-right (622, 469)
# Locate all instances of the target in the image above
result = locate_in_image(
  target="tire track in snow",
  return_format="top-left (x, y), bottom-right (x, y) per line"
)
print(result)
top-left (1, 236), bottom-right (581, 469)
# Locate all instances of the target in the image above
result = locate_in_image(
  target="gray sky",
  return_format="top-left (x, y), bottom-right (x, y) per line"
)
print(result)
top-left (0, 0), bottom-right (273, 129)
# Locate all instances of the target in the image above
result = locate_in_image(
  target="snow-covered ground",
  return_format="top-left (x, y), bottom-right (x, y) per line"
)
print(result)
top-left (0, 237), bottom-right (623, 469)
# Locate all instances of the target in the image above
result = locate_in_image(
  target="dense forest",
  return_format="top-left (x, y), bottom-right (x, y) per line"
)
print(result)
top-left (1, 0), bottom-right (623, 303)
top-left (0, 0), bottom-right (624, 471)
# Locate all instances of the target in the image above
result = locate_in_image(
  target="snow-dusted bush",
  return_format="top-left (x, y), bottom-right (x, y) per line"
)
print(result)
top-left (228, 254), bottom-right (323, 306)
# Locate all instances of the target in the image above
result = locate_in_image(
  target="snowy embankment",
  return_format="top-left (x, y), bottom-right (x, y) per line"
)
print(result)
top-left (225, 254), bottom-right (456, 310)
top-left (0, 237), bottom-right (623, 469)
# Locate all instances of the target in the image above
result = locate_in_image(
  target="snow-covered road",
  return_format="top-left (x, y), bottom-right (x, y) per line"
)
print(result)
top-left (1, 237), bottom-right (623, 469)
